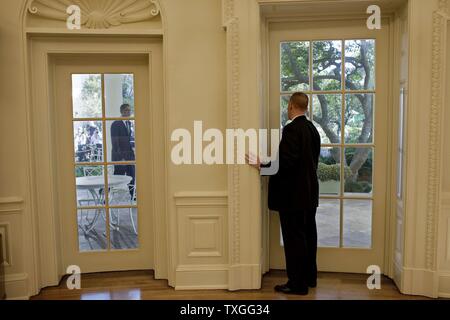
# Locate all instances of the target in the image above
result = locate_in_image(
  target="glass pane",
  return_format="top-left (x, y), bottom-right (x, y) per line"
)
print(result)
top-left (317, 199), bottom-right (340, 248)
top-left (318, 147), bottom-right (341, 196)
top-left (107, 165), bottom-right (136, 206)
top-left (344, 148), bottom-right (373, 196)
top-left (280, 95), bottom-right (290, 128)
top-left (344, 94), bottom-right (374, 144)
top-left (345, 40), bottom-right (375, 90)
top-left (312, 94), bottom-right (342, 144)
top-left (73, 121), bottom-right (103, 163)
top-left (110, 208), bottom-right (139, 250)
top-left (313, 40), bottom-right (342, 91)
top-left (343, 200), bottom-right (372, 248)
top-left (72, 74), bottom-right (102, 118)
top-left (280, 41), bottom-right (310, 91)
top-left (105, 74), bottom-right (135, 118)
top-left (78, 208), bottom-right (107, 251)
top-left (106, 120), bottom-right (136, 162)
top-left (75, 166), bottom-right (105, 207)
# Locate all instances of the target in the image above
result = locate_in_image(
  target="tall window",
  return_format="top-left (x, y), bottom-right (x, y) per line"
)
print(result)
top-left (280, 39), bottom-right (375, 249)
top-left (72, 74), bottom-right (138, 252)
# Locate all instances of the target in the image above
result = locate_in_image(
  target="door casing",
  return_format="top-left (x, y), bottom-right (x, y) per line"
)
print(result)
top-left (27, 36), bottom-right (168, 287)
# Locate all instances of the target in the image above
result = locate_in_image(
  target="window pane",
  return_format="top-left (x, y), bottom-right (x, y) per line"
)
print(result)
top-left (313, 40), bottom-right (342, 91)
top-left (78, 208), bottom-right (107, 252)
top-left (312, 94), bottom-right (342, 144)
top-left (280, 95), bottom-right (290, 128)
top-left (345, 40), bottom-right (375, 90)
top-left (317, 199), bottom-right (340, 248)
top-left (72, 74), bottom-right (102, 118)
top-left (107, 165), bottom-right (136, 206)
top-left (74, 121), bottom-right (103, 163)
top-left (319, 147), bottom-right (341, 196)
top-left (344, 148), bottom-right (373, 196)
top-left (280, 41), bottom-right (310, 91)
top-left (343, 200), bottom-right (372, 248)
top-left (106, 120), bottom-right (135, 163)
top-left (110, 208), bottom-right (139, 250)
top-left (105, 74), bottom-right (135, 118)
top-left (75, 165), bottom-right (105, 207)
top-left (344, 94), bottom-right (374, 144)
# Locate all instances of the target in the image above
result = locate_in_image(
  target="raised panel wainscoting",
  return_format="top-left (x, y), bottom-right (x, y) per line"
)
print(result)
top-left (0, 197), bottom-right (29, 299)
top-left (174, 192), bottom-right (229, 290)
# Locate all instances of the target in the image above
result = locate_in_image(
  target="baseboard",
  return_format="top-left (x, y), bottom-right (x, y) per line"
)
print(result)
top-left (228, 264), bottom-right (261, 291)
top-left (175, 265), bottom-right (228, 290)
top-left (438, 271), bottom-right (450, 298)
top-left (402, 267), bottom-right (438, 298)
top-left (4, 273), bottom-right (29, 300)
top-left (393, 260), bottom-right (403, 290)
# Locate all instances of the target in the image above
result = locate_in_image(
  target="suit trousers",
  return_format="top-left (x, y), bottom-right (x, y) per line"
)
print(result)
top-left (279, 208), bottom-right (318, 289)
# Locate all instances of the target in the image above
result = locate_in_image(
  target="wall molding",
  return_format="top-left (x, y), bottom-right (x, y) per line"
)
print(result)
top-left (4, 273), bottom-right (29, 300)
top-left (0, 223), bottom-right (12, 267)
top-left (402, 267), bottom-right (438, 298)
top-left (174, 192), bottom-right (229, 289)
top-left (174, 191), bottom-right (228, 207)
top-left (175, 265), bottom-right (229, 290)
top-left (0, 197), bottom-right (24, 215)
top-left (223, 0), bottom-right (242, 269)
top-left (426, 0), bottom-right (450, 271)
top-left (27, 0), bottom-right (160, 29)
top-left (438, 271), bottom-right (450, 298)
top-left (222, 0), bottom-right (235, 27)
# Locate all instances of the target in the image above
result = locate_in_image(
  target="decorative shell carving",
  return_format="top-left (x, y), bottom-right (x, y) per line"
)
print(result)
top-left (27, 0), bottom-right (160, 29)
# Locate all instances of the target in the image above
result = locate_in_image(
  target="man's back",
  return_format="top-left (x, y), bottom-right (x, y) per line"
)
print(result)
top-left (268, 115), bottom-right (321, 212)
top-left (111, 120), bottom-right (134, 161)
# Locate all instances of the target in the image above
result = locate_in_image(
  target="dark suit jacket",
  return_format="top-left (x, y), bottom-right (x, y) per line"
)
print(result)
top-left (111, 121), bottom-right (135, 161)
top-left (266, 115), bottom-right (321, 212)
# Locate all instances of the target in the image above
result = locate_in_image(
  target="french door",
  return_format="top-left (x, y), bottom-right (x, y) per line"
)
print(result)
top-left (52, 54), bottom-right (157, 273)
top-left (268, 19), bottom-right (390, 273)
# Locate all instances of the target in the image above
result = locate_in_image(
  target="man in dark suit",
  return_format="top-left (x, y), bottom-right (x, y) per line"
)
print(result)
top-left (111, 104), bottom-right (135, 198)
top-left (247, 92), bottom-right (321, 295)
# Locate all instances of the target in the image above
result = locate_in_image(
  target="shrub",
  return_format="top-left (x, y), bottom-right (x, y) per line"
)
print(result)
top-left (318, 163), bottom-right (352, 181)
top-left (345, 181), bottom-right (363, 193)
top-left (344, 181), bottom-right (373, 193)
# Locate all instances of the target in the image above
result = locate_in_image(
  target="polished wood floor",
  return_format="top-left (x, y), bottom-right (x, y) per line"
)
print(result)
top-left (30, 270), bottom-right (430, 300)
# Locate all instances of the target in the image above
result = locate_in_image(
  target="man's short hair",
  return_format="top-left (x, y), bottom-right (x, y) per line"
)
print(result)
top-left (120, 104), bottom-right (130, 113)
top-left (290, 92), bottom-right (309, 111)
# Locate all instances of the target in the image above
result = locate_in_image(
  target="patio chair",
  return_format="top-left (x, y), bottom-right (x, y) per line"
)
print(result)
top-left (109, 183), bottom-right (137, 235)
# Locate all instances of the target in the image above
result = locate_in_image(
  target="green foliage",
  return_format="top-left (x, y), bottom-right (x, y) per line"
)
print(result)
top-left (318, 163), bottom-right (352, 181)
top-left (79, 75), bottom-right (102, 118)
top-left (75, 167), bottom-right (84, 178)
top-left (344, 180), bottom-right (373, 193)
top-left (313, 41), bottom-right (342, 91)
top-left (344, 181), bottom-right (363, 193)
top-left (75, 166), bottom-right (102, 178)
top-left (122, 74), bottom-right (135, 112)
top-left (281, 42), bottom-right (309, 91)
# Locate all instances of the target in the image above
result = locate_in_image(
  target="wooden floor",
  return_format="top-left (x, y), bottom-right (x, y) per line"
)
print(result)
top-left (30, 270), bottom-right (430, 300)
